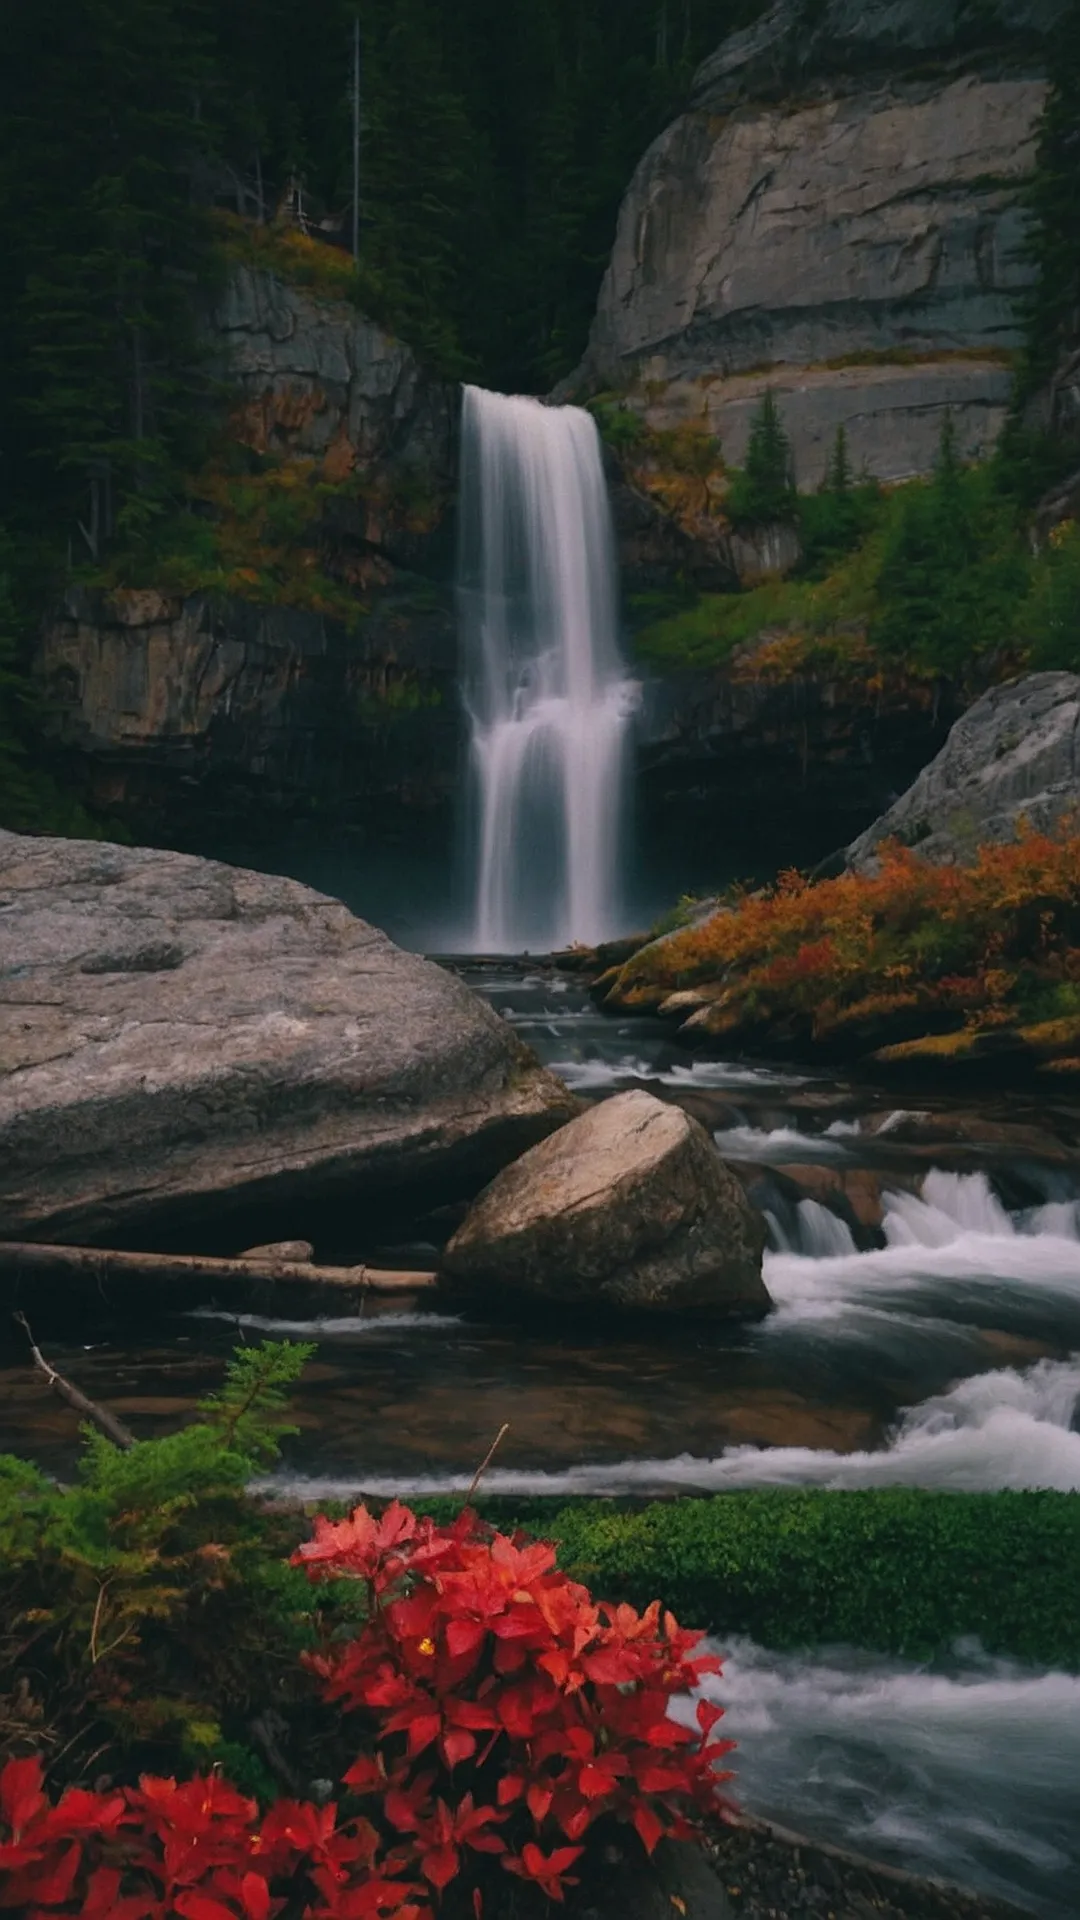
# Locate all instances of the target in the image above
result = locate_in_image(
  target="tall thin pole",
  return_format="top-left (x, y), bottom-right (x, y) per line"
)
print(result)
top-left (352, 13), bottom-right (361, 263)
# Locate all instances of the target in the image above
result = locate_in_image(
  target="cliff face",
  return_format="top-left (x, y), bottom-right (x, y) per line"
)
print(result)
top-left (36, 267), bottom-right (461, 848)
top-left (212, 265), bottom-right (455, 545)
top-left (579, 0), bottom-right (1063, 486)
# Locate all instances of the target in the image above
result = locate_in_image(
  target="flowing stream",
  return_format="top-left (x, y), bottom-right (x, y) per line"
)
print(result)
top-left (457, 387), bottom-right (636, 951)
top-left (5, 967), bottom-right (1080, 1912)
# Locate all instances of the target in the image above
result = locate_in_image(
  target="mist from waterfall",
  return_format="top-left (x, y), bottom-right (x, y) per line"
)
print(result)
top-left (457, 385), bottom-right (635, 953)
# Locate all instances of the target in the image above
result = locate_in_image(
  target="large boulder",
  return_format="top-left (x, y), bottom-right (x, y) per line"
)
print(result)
top-left (442, 1088), bottom-right (771, 1318)
top-left (845, 673), bottom-right (1080, 869)
top-left (0, 832), bottom-right (577, 1247)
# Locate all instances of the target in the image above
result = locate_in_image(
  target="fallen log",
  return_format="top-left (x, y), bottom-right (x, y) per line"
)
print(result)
top-left (0, 1241), bottom-right (440, 1298)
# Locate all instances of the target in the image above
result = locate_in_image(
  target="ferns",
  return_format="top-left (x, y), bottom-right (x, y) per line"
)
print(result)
top-left (0, 1339), bottom-right (348, 1790)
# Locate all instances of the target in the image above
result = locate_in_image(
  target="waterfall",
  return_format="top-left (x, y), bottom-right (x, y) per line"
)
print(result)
top-left (457, 385), bottom-right (635, 953)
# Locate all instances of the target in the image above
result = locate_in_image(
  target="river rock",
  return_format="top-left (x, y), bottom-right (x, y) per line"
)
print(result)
top-left (442, 1088), bottom-right (771, 1317)
top-left (845, 673), bottom-right (1080, 868)
top-left (0, 831), bottom-right (578, 1246)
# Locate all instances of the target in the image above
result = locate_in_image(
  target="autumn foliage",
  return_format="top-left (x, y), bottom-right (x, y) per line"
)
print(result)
top-left (0, 1503), bottom-right (734, 1918)
top-left (610, 832), bottom-right (1080, 1067)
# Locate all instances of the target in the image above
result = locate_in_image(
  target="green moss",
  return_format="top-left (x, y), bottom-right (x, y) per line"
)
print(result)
top-left (415, 1490), bottom-right (1080, 1669)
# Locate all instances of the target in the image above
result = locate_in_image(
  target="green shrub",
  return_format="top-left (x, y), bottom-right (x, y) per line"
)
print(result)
top-left (871, 418), bottom-right (1030, 673)
top-left (0, 1340), bottom-right (364, 1791)
top-left (588, 393), bottom-right (648, 453)
top-left (798, 428), bottom-right (885, 575)
top-left (1024, 518), bottom-right (1080, 669)
top-left (415, 1489), bottom-right (1080, 1669)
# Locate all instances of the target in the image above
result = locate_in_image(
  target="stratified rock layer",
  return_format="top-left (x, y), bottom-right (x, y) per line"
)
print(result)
top-left (579, 0), bottom-right (1062, 485)
top-left (845, 673), bottom-right (1080, 868)
top-left (0, 832), bottom-right (577, 1246)
top-left (443, 1087), bottom-right (771, 1318)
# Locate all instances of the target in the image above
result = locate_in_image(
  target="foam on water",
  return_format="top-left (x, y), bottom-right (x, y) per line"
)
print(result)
top-left (764, 1168), bottom-right (1080, 1335)
top-left (714, 1123), bottom-right (846, 1160)
top-left (262, 1353), bottom-right (1080, 1501)
top-left (679, 1640), bottom-right (1080, 1917)
top-left (550, 1057), bottom-right (811, 1092)
top-left (192, 1310), bottom-right (461, 1336)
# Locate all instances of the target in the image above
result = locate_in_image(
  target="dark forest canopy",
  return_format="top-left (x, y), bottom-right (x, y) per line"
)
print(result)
top-left (0, 0), bottom-right (765, 557)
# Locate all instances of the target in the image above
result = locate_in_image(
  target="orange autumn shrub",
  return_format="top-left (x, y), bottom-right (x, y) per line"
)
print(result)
top-left (616, 833), bottom-right (1080, 1055)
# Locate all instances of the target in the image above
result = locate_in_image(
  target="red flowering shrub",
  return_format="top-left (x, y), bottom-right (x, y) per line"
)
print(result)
top-left (0, 1755), bottom-right (428, 1920)
top-left (0, 1506), bottom-right (734, 1915)
top-left (292, 1502), bottom-right (735, 1902)
top-left (608, 830), bottom-right (1080, 1064)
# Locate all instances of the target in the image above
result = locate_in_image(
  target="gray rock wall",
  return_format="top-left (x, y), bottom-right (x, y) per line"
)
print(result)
top-left (845, 672), bottom-right (1080, 868)
top-left (579, 0), bottom-right (1063, 487)
top-left (37, 584), bottom-right (459, 845)
top-left (211, 264), bottom-right (455, 488)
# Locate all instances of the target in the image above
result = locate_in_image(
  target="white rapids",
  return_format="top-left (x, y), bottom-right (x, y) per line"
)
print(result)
top-left (264, 1171), bottom-right (1080, 1501)
top-left (678, 1640), bottom-right (1080, 1918)
top-left (457, 385), bottom-right (636, 952)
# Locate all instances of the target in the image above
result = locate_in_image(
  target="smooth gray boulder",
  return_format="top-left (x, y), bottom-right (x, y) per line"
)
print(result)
top-left (443, 1088), bottom-right (771, 1318)
top-left (845, 673), bottom-right (1080, 869)
top-left (0, 832), bottom-right (577, 1246)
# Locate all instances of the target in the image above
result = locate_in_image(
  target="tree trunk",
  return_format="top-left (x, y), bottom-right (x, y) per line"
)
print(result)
top-left (0, 1241), bottom-right (440, 1301)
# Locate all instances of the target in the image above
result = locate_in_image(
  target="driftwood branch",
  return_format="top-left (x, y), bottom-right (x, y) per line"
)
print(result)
top-left (14, 1311), bottom-right (136, 1450)
top-left (464, 1423), bottom-right (510, 1506)
top-left (0, 1241), bottom-right (439, 1298)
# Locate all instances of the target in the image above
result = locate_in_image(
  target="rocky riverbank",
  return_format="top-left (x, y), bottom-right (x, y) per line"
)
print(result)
top-left (589, 675), bottom-right (1080, 1080)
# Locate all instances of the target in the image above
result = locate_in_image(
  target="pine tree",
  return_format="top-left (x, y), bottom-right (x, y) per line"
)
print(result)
top-left (1022, 0), bottom-right (1080, 394)
top-left (871, 414), bottom-right (1029, 674)
top-left (0, 0), bottom-right (215, 554)
top-left (727, 389), bottom-right (798, 526)
top-left (823, 423), bottom-right (853, 494)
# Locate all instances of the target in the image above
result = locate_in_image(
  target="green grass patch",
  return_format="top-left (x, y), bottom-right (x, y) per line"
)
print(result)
top-left (633, 581), bottom-right (814, 668)
top-left (414, 1490), bottom-right (1080, 1670)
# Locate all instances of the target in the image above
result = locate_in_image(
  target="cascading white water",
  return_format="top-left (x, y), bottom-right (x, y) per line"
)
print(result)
top-left (457, 385), bottom-right (636, 952)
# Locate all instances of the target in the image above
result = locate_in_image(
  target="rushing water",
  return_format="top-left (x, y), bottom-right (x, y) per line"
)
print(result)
top-left (457, 387), bottom-right (636, 951)
top-left (6, 964), bottom-right (1080, 1912)
top-left (681, 1641), bottom-right (1080, 1919)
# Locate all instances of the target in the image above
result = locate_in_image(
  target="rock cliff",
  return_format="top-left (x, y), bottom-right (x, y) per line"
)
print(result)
top-left (34, 266), bottom-right (460, 850)
top-left (577, 0), bottom-right (1064, 486)
top-left (845, 671), bottom-right (1080, 869)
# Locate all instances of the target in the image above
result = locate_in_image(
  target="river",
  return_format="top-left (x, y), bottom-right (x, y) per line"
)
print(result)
top-left (3, 962), bottom-right (1079, 1915)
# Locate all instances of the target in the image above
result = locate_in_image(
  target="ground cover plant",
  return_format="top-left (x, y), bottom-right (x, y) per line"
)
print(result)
top-left (599, 830), bottom-right (1080, 1071)
top-left (0, 1345), bottom-right (735, 1914)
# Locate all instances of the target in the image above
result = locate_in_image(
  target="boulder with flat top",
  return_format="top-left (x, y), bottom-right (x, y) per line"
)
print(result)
top-left (0, 830), bottom-right (578, 1248)
top-left (443, 1087), bottom-right (771, 1318)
